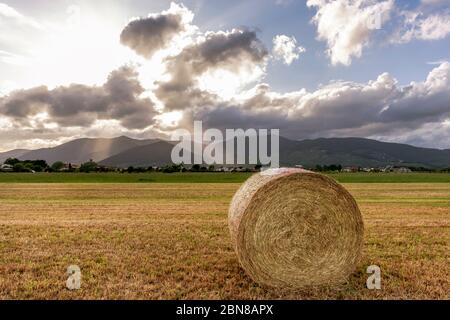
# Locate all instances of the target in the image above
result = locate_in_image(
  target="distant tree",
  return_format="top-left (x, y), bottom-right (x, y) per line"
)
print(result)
top-left (315, 165), bottom-right (323, 172)
top-left (20, 160), bottom-right (48, 172)
top-left (80, 160), bottom-right (98, 173)
top-left (127, 166), bottom-right (135, 173)
top-left (29, 160), bottom-right (48, 168)
top-left (208, 165), bottom-right (215, 172)
top-left (51, 161), bottom-right (65, 172)
top-left (326, 164), bottom-right (342, 172)
top-left (13, 163), bottom-right (28, 172)
top-left (162, 166), bottom-right (173, 173)
top-left (161, 164), bottom-right (183, 173)
top-left (31, 164), bottom-right (44, 172)
top-left (191, 164), bottom-right (200, 172)
top-left (5, 158), bottom-right (20, 166)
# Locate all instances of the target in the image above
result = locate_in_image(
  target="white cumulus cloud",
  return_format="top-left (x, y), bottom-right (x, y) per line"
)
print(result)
top-left (272, 35), bottom-right (305, 65)
top-left (307, 0), bottom-right (394, 66)
top-left (393, 11), bottom-right (450, 43)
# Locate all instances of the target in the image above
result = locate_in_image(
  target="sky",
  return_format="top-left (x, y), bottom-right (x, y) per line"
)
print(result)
top-left (0, 0), bottom-right (450, 151)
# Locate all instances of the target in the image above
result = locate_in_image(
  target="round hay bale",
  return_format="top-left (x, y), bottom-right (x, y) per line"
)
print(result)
top-left (228, 168), bottom-right (364, 288)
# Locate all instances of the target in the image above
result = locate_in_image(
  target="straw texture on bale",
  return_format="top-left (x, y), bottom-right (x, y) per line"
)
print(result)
top-left (229, 168), bottom-right (364, 288)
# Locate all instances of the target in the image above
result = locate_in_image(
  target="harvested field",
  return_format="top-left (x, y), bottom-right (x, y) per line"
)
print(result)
top-left (0, 182), bottom-right (449, 299)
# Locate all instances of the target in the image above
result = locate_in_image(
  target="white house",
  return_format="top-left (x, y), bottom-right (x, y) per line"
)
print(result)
top-left (0, 164), bottom-right (13, 172)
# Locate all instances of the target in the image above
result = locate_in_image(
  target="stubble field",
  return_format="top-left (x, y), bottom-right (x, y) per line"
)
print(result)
top-left (0, 178), bottom-right (449, 299)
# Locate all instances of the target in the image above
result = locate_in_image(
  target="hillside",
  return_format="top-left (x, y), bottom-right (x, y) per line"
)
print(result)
top-left (94, 136), bottom-right (450, 168)
top-left (98, 140), bottom-right (176, 167)
top-left (15, 136), bottom-right (156, 164)
top-left (1, 136), bottom-right (449, 168)
top-left (0, 149), bottom-right (30, 164)
top-left (280, 137), bottom-right (450, 168)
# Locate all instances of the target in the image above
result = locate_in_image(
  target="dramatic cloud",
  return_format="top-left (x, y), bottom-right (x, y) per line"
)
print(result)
top-left (2, 1), bottom-right (450, 150)
top-left (392, 11), bottom-right (450, 43)
top-left (272, 35), bottom-right (305, 65)
top-left (120, 2), bottom-right (194, 58)
top-left (155, 28), bottom-right (269, 110)
top-left (373, 121), bottom-right (450, 149)
top-left (307, 0), bottom-right (393, 66)
top-left (0, 66), bottom-right (158, 129)
top-left (183, 62), bottom-right (450, 148)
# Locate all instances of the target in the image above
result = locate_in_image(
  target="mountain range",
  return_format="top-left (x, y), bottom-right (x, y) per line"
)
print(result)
top-left (1, 136), bottom-right (449, 169)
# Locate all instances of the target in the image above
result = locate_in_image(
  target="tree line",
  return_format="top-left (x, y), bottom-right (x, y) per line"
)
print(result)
top-left (2, 158), bottom-right (449, 173)
top-left (2, 158), bottom-right (102, 173)
top-left (1, 158), bottom-right (260, 173)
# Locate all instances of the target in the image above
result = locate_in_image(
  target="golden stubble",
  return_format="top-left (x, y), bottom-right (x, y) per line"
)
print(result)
top-left (0, 183), bottom-right (448, 299)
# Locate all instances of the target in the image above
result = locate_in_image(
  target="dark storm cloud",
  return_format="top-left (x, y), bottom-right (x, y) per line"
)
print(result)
top-left (120, 8), bottom-right (186, 58)
top-left (0, 66), bottom-right (158, 129)
top-left (1, 86), bottom-right (51, 118)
